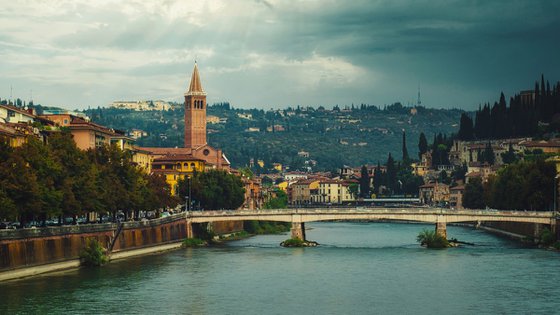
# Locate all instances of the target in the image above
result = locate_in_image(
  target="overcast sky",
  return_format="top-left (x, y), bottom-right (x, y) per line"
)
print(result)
top-left (1, 0), bottom-right (559, 110)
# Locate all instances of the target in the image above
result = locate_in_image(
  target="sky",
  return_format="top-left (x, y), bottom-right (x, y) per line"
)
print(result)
top-left (1, 0), bottom-right (559, 111)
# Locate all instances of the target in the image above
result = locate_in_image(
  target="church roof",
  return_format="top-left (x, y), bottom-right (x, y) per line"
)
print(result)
top-left (186, 62), bottom-right (206, 96)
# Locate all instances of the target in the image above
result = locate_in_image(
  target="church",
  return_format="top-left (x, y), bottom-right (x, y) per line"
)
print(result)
top-left (137, 63), bottom-right (231, 195)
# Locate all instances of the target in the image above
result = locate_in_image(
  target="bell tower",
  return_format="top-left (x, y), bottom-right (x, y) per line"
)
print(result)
top-left (184, 62), bottom-right (207, 148)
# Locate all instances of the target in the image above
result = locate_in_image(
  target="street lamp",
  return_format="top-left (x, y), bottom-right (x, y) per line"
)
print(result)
top-left (186, 175), bottom-right (192, 212)
top-left (554, 174), bottom-right (560, 217)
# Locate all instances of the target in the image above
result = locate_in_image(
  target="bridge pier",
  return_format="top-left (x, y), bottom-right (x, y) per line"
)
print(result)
top-left (186, 220), bottom-right (193, 239)
top-left (435, 221), bottom-right (447, 239)
top-left (291, 222), bottom-right (306, 241)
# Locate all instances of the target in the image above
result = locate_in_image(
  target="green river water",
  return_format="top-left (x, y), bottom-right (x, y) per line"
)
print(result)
top-left (1, 222), bottom-right (559, 314)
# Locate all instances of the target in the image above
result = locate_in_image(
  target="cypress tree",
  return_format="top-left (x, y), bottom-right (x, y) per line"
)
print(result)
top-left (359, 165), bottom-right (370, 198)
top-left (458, 113), bottom-right (474, 140)
top-left (418, 132), bottom-right (428, 160)
top-left (402, 130), bottom-right (409, 162)
top-left (386, 153), bottom-right (397, 194)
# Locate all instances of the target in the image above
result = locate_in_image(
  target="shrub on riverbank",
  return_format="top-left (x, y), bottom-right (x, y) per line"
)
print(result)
top-left (539, 228), bottom-right (555, 247)
top-left (244, 221), bottom-right (291, 234)
top-left (182, 238), bottom-right (206, 247)
top-left (417, 229), bottom-right (449, 248)
top-left (80, 238), bottom-right (109, 266)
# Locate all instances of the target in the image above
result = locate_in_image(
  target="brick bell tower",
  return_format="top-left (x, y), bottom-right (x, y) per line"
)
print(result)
top-left (184, 62), bottom-right (207, 148)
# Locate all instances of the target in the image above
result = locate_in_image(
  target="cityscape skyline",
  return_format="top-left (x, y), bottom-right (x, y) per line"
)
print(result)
top-left (1, 0), bottom-right (559, 110)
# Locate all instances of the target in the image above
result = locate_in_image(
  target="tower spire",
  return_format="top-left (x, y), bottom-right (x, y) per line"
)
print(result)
top-left (186, 62), bottom-right (206, 96)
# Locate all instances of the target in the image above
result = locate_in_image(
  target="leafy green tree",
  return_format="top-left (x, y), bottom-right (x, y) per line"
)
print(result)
top-left (178, 170), bottom-right (245, 210)
top-left (0, 188), bottom-right (17, 221)
top-left (463, 177), bottom-right (485, 209)
top-left (264, 189), bottom-right (287, 209)
top-left (500, 143), bottom-right (517, 164)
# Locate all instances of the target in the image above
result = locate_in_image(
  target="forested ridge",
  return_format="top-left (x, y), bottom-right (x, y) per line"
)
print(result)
top-left (85, 103), bottom-right (462, 171)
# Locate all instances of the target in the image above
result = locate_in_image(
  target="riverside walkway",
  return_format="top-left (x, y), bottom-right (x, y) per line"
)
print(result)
top-left (186, 208), bottom-right (557, 240)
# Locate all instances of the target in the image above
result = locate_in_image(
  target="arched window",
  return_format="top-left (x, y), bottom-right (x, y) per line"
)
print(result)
top-left (190, 162), bottom-right (196, 169)
top-left (176, 163), bottom-right (181, 170)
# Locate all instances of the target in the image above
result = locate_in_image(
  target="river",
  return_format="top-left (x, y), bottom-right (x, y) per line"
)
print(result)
top-left (1, 222), bottom-right (559, 314)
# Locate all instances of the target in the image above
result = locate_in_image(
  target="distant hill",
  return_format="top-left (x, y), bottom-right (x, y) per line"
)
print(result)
top-left (84, 103), bottom-right (463, 171)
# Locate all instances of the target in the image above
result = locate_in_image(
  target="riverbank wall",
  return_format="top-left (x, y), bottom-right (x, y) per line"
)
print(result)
top-left (0, 214), bottom-right (190, 277)
top-left (0, 214), bottom-right (246, 281)
top-left (481, 221), bottom-right (558, 240)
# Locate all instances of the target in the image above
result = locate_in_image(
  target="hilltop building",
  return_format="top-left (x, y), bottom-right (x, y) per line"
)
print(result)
top-left (111, 100), bottom-right (170, 111)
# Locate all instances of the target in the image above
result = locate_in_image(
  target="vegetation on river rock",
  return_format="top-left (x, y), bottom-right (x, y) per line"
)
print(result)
top-left (416, 229), bottom-right (450, 248)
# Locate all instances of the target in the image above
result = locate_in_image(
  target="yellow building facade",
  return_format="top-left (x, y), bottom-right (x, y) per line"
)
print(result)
top-left (151, 155), bottom-right (206, 195)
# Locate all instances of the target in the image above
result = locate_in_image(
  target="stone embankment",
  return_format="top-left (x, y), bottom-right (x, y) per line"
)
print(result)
top-left (0, 214), bottom-right (190, 281)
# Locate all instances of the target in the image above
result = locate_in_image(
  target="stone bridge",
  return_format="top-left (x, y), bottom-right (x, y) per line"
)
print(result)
top-left (185, 208), bottom-right (557, 240)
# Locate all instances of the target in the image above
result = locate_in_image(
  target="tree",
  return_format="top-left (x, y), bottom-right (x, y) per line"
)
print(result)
top-left (482, 142), bottom-right (495, 165)
top-left (359, 165), bottom-right (370, 198)
top-left (457, 113), bottom-right (474, 140)
top-left (373, 162), bottom-right (383, 195)
top-left (386, 153), bottom-right (397, 194)
top-left (179, 170), bottom-right (245, 210)
top-left (418, 133), bottom-right (428, 160)
top-left (500, 143), bottom-right (517, 164)
top-left (451, 163), bottom-right (468, 183)
top-left (402, 130), bottom-right (409, 162)
top-left (264, 189), bottom-right (288, 209)
top-left (463, 177), bottom-right (485, 209)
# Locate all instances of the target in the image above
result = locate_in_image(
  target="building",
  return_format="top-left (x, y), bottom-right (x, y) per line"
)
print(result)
top-left (419, 182), bottom-right (450, 205)
top-left (449, 185), bottom-right (465, 209)
top-left (151, 155), bottom-right (206, 195)
top-left (311, 180), bottom-right (354, 204)
top-left (239, 175), bottom-right (263, 210)
top-left (0, 104), bottom-right (35, 124)
top-left (520, 139), bottom-right (560, 154)
top-left (0, 122), bottom-right (36, 147)
top-left (128, 129), bottom-right (148, 139)
top-left (131, 147), bottom-right (152, 173)
top-left (111, 100), bottom-right (170, 111)
top-left (290, 179), bottom-right (320, 205)
top-left (207, 115), bottom-right (221, 124)
top-left (284, 171), bottom-right (307, 181)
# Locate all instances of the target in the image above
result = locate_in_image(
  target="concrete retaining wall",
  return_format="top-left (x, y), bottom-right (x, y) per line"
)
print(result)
top-left (0, 214), bottom-right (189, 272)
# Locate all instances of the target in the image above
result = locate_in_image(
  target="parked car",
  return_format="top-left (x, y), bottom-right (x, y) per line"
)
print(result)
top-left (0, 222), bottom-right (16, 229)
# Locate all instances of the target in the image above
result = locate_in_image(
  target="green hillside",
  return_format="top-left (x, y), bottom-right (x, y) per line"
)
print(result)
top-left (85, 103), bottom-right (463, 171)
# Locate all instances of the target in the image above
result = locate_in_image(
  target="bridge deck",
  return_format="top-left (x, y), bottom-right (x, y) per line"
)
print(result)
top-left (186, 208), bottom-right (555, 225)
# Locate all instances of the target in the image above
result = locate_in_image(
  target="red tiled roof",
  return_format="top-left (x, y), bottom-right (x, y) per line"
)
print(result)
top-left (138, 147), bottom-right (193, 155)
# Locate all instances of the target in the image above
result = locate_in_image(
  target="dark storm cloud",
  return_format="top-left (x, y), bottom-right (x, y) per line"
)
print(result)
top-left (1, 0), bottom-right (559, 109)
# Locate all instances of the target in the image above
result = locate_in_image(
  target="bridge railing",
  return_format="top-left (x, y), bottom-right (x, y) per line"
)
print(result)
top-left (186, 208), bottom-right (554, 218)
